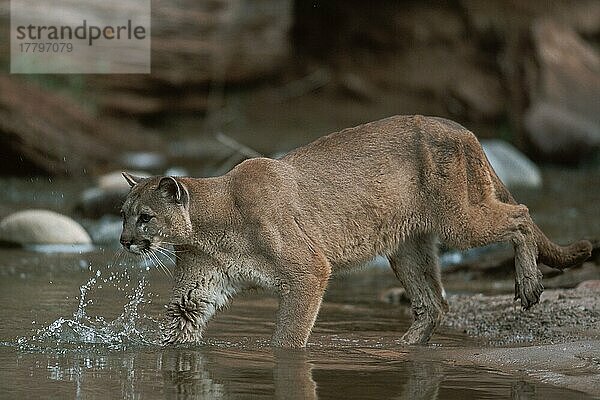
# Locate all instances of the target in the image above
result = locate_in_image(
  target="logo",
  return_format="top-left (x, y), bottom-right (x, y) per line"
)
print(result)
top-left (11, 0), bottom-right (151, 74)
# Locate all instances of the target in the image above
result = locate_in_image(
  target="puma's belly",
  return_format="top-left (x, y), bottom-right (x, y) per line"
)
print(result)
top-left (294, 168), bottom-right (423, 270)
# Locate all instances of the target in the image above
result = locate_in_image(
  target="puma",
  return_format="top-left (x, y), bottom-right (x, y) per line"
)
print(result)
top-left (119, 115), bottom-right (592, 348)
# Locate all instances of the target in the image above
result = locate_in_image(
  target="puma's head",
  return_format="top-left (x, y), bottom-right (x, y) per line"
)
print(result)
top-left (119, 172), bottom-right (193, 254)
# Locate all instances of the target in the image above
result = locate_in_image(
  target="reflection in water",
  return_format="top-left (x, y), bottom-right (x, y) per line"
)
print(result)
top-left (512, 381), bottom-right (536, 400)
top-left (158, 348), bottom-right (447, 400)
top-left (29, 346), bottom-right (452, 399)
top-left (4, 336), bottom-right (593, 399)
top-left (161, 350), bottom-right (225, 400)
top-left (39, 351), bottom-right (141, 399)
top-left (398, 361), bottom-right (443, 400)
top-left (273, 349), bottom-right (317, 400)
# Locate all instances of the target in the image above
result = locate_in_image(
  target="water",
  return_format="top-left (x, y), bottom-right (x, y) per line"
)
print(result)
top-left (0, 248), bottom-right (593, 399)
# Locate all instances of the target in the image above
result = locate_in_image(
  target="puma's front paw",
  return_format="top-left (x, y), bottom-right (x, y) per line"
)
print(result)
top-left (162, 297), bottom-right (204, 345)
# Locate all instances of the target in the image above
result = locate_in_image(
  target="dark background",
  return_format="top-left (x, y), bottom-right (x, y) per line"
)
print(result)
top-left (0, 0), bottom-right (598, 177)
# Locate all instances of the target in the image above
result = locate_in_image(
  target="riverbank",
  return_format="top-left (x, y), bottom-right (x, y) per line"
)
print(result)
top-left (437, 282), bottom-right (600, 396)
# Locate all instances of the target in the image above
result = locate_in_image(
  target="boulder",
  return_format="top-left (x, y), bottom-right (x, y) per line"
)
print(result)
top-left (576, 280), bottom-right (600, 292)
top-left (97, 170), bottom-right (150, 192)
top-left (85, 215), bottom-right (123, 246)
top-left (378, 287), bottom-right (410, 305)
top-left (0, 0), bottom-right (293, 117)
top-left (76, 170), bottom-right (150, 218)
top-left (84, 0), bottom-right (293, 116)
top-left (481, 139), bottom-right (542, 188)
top-left (0, 210), bottom-right (91, 245)
top-left (525, 102), bottom-right (600, 162)
top-left (524, 19), bottom-right (600, 162)
top-left (76, 187), bottom-right (129, 219)
top-left (119, 152), bottom-right (167, 172)
top-left (0, 77), bottom-right (163, 176)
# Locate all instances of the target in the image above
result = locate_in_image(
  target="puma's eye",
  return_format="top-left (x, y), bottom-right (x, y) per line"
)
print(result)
top-left (138, 213), bottom-right (154, 223)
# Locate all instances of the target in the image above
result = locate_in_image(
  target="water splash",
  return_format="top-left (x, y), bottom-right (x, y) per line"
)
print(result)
top-left (17, 269), bottom-right (163, 351)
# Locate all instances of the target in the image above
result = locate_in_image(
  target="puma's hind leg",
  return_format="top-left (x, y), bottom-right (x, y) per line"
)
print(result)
top-left (511, 219), bottom-right (543, 309)
top-left (441, 200), bottom-right (543, 309)
top-left (388, 234), bottom-right (448, 345)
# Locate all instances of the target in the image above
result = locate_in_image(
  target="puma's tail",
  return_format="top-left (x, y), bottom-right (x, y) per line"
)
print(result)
top-left (532, 224), bottom-right (592, 269)
top-left (488, 166), bottom-right (593, 270)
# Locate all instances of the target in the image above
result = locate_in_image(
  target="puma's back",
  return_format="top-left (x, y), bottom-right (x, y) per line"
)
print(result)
top-left (279, 115), bottom-right (495, 269)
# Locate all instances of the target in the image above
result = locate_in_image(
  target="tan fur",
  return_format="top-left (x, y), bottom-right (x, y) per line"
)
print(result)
top-left (119, 115), bottom-right (592, 348)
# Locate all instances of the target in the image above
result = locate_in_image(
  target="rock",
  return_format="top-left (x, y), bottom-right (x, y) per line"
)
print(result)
top-left (450, 70), bottom-right (504, 120)
top-left (576, 280), bottom-right (600, 292)
top-left (76, 170), bottom-right (150, 218)
top-left (531, 19), bottom-right (600, 117)
top-left (0, 210), bottom-right (91, 245)
top-left (461, 0), bottom-right (600, 37)
top-left (378, 287), bottom-right (410, 305)
top-left (119, 152), bottom-right (167, 172)
top-left (387, 47), bottom-right (505, 121)
top-left (525, 19), bottom-right (600, 162)
top-left (0, 77), bottom-right (164, 176)
top-left (97, 170), bottom-right (150, 192)
top-left (85, 215), bottom-right (123, 246)
top-left (525, 102), bottom-right (600, 162)
top-left (481, 139), bottom-right (542, 188)
top-left (85, 0), bottom-right (292, 116)
top-left (76, 187), bottom-right (128, 219)
top-left (164, 167), bottom-right (189, 177)
top-left (0, 0), bottom-right (293, 116)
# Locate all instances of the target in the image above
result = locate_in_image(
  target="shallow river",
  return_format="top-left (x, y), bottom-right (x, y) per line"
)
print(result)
top-left (0, 249), bottom-right (594, 399)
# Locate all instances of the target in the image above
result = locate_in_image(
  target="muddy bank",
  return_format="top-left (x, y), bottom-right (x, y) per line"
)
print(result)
top-left (443, 283), bottom-right (600, 344)
top-left (436, 284), bottom-right (600, 396)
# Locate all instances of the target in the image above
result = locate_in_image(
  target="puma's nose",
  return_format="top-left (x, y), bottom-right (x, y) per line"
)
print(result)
top-left (120, 235), bottom-right (132, 249)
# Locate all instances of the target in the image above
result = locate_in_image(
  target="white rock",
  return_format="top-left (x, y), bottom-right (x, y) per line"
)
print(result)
top-left (120, 151), bottom-right (166, 171)
top-left (97, 170), bottom-right (150, 192)
top-left (164, 167), bottom-right (189, 177)
top-left (481, 139), bottom-right (542, 188)
top-left (0, 210), bottom-right (92, 245)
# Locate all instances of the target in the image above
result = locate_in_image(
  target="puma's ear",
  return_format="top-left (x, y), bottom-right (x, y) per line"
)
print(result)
top-left (122, 172), bottom-right (143, 188)
top-left (157, 176), bottom-right (189, 207)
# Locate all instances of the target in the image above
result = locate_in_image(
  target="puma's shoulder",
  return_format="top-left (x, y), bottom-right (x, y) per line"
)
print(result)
top-left (227, 157), bottom-right (299, 216)
top-left (228, 157), bottom-right (296, 189)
